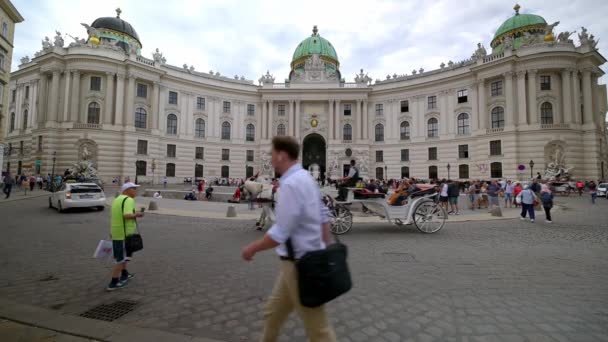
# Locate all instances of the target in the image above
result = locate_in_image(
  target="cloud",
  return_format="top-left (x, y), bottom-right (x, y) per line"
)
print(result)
top-left (12, 0), bottom-right (608, 84)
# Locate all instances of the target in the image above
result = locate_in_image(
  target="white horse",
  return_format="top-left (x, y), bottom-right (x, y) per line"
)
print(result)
top-left (244, 174), bottom-right (277, 230)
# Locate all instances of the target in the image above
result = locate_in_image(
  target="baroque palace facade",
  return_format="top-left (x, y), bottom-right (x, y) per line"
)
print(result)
top-left (4, 5), bottom-right (608, 183)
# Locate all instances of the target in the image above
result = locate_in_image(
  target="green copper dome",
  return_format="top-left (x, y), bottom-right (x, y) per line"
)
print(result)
top-left (291, 26), bottom-right (339, 69)
top-left (491, 4), bottom-right (546, 48)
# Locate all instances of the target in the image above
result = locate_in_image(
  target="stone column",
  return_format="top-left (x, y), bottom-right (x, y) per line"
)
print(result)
top-left (29, 81), bottom-right (38, 128)
top-left (415, 96), bottom-right (425, 137)
top-left (70, 70), bottom-right (80, 122)
top-left (37, 74), bottom-right (48, 124)
top-left (104, 72), bottom-right (114, 125)
top-left (335, 99), bottom-right (341, 140)
top-left (151, 81), bottom-right (159, 130)
top-left (592, 74), bottom-right (600, 126)
top-left (267, 100), bottom-right (274, 139)
top-left (288, 100), bottom-right (294, 136)
top-left (504, 72), bottom-right (514, 127)
top-left (582, 69), bottom-right (593, 125)
top-left (295, 100), bottom-right (301, 140)
top-left (393, 99), bottom-right (400, 139)
top-left (183, 93), bottom-right (192, 135)
top-left (124, 74), bottom-right (136, 128)
top-left (439, 92), bottom-right (448, 135)
top-left (114, 74), bottom-right (125, 126)
top-left (469, 83), bottom-right (479, 132)
top-left (328, 99), bottom-right (334, 140)
top-left (527, 69), bottom-right (538, 124)
top-left (572, 71), bottom-right (581, 124)
top-left (561, 69), bottom-right (573, 125)
top-left (477, 80), bottom-right (486, 130)
top-left (447, 91), bottom-right (455, 134)
top-left (62, 71), bottom-right (71, 122)
top-left (261, 100), bottom-right (266, 139)
top-left (356, 99), bottom-right (362, 140)
top-left (362, 100), bottom-right (368, 140)
top-left (47, 70), bottom-right (60, 123)
top-left (211, 97), bottom-right (219, 137)
top-left (516, 71), bottom-right (527, 126)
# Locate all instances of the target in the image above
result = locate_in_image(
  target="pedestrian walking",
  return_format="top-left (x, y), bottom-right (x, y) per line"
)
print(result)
top-left (37, 175), bottom-right (43, 190)
top-left (513, 182), bottom-right (523, 208)
top-left (588, 180), bottom-right (597, 204)
top-left (540, 184), bottom-right (554, 223)
top-left (3, 173), bottom-right (14, 199)
top-left (517, 185), bottom-right (538, 223)
top-left (447, 180), bottom-right (459, 215)
top-left (487, 180), bottom-right (501, 209)
top-left (107, 182), bottom-right (143, 291)
top-left (439, 180), bottom-right (449, 211)
top-left (241, 136), bottom-right (336, 341)
top-left (504, 180), bottom-right (514, 208)
top-left (162, 176), bottom-right (167, 188)
top-left (29, 175), bottom-right (36, 192)
top-left (467, 182), bottom-right (477, 210)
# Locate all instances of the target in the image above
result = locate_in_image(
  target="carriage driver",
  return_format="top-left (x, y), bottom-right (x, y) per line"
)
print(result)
top-left (336, 159), bottom-right (359, 202)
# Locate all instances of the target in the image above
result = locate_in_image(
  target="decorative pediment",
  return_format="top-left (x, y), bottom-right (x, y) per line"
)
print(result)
top-left (302, 113), bottom-right (327, 134)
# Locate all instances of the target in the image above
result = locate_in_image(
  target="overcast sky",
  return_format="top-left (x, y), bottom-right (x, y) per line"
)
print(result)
top-left (11, 0), bottom-right (608, 84)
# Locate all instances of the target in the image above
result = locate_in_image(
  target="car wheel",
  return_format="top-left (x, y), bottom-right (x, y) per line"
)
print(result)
top-left (57, 201), bottom-right (64, 213)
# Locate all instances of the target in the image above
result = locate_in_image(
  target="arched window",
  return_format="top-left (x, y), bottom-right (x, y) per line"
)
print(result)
top-left (375, 123), bottom-right (384, 142)
top-left (277, 123), bottom-right (286, 136)
top-left (165, 163), bottom-right (175, 177)
top-left (246, 124), bottom-right (255, 141)
top-left (375, 167), bottom-right (384, 180)
top-left (429, 165), bottom-right (438, 180)
top-left (9, 112), bottom-right (14, 132)
top-left (401, 166), bottom-right (410, 179)
top-left (491, 107), bottom-right (504, 128)
top-left (458, 164), bottom-right (469, 179)
top-left (166, 114), bottom-right (177, 134)
top-left (221, 165), bottom-right (230, 178)
top-left (427, 118), bottom-right (438, 137)
top-left (457, 113), bottom-right (470, 135)
top-left (221, 121), bottom-right (231, 140)
top-left (195, 164), bottom-right (204, 178)
top-left (541, 102), bottom-right (553, 124)
top-left (490, 162), bottom-right (503, 178)
top-left (400, 121), bottom-right (410, 140)
top-left (135, 108), bottom-right (147, 129)
top-left (195, 118), bottom-right (205, 138)
top-left (22, 110), bottom-right (28, 130)
top-left (246, 166), bottom-right (254, 178)
top-left (136, 160), bottom-right (147, 176)
top-left (343, 124), bottom-right (352, 141)
top-left (87, 102), bottom-right (100, 124)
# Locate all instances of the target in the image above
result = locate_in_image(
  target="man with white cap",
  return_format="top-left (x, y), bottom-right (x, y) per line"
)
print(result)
top-left (107, 182), bottom-right (143, 291)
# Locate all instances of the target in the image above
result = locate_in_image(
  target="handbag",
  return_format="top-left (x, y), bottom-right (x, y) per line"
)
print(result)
top-left (286, 235), bottom-right (352, 308)
top-left (121, 197), bottom-right (144, 254)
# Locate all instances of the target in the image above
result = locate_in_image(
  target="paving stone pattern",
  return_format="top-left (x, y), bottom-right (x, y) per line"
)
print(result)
top-left (0, 196), bottom-right (607, 341)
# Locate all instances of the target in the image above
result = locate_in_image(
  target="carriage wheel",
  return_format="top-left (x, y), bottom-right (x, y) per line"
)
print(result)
top-left (331, 205), bottom-right (353, 235)
top-left (413, 201), bottom-right (446, 234)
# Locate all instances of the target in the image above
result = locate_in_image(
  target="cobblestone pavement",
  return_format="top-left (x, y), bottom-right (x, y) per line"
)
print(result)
top-left (1, 195), bottom-right (607, 342)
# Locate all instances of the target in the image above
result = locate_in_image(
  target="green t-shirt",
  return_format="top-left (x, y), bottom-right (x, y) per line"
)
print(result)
top-left (111, 195), bottom-right (137, 240)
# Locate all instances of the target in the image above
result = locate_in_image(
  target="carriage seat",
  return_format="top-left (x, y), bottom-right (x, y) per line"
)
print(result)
top-left (409, 184), bottom-right (437, 199)
top-left (353, 188), bottom-right (386, 199)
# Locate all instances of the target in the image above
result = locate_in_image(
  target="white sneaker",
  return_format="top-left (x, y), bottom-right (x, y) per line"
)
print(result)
top-left (546, 220), bottom-right (552, 223)
top-left (530, 219), bottom-right (535, 223)
top-left (520, 217), bottom-right (525, 221)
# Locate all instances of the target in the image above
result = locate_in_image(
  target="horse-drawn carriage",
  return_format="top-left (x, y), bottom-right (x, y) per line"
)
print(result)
top-left (324, 185), bottom-right (447, 235)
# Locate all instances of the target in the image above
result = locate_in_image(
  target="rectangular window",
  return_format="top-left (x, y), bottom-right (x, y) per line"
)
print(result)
top-left (90, 76), bottom-right (101, 91)
top-left (25, 86), bottom-right (29, 99)
top-left (375, 150), bottom-right (383, 162)
top-left (223, 101), bottom-right (231, 113)
top-left (166, 163), bottom-right (175, 177)
top-left (222, 149), bottom-right (230, 161)
top-left (400, 100), bottom-right (409, 112)
top-left (401, 149), bottom-right (409, 162)
top-left (136, 83), bottom-right (147, 98)
top-left (458, 144), bottom-right (469, 159)
top-left (457, 89), bottom-right (468, 103)
top-left (246, 150), bottom-right (254, 162)
top-left (2, 22), bottom-right (7, 37)
top-left (540, 75), bottom-right (551, 91)
top-left (375, 103), bottom-right (383, 115)
top-left (490, 140), bottom-right (502, 156)
top-left (137, 140), bottom-right (148, 155)
top-left (278, 104), bottom-right (286, 116)
top-left (428, 147), bottom-right (437, 160)
top-left (11, 89), bottom-right (15, 103)
top-left (344, 104), bottom-right (352, 115)
top-left (491, 81), bottom-right (503, 96)
top-left (37, 136), bottom-right (43, 152)
top-left (197, 97), bottom-right (205, 110)
top-left (0, 53), bottom-right (4, 70)
top-left (167, 144), bottom-right (176, 158)
top-left (195, 147), bottom-right (204, 160)
top-left (427, 96), bottom-right (437, 109)
top-left (169, 91), bottom-right (178, 105)
top-left (247, 104), bottom-right (255, 116)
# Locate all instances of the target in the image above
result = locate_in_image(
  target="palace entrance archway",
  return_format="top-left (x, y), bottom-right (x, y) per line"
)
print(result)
top-left (302, 133), bottom-right (326, 179)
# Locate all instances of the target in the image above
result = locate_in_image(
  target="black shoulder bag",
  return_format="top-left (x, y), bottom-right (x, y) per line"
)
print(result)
top-left (121, 197), bottom-right (144, 254)
top-left (286, 235), bottom-right (352, 308)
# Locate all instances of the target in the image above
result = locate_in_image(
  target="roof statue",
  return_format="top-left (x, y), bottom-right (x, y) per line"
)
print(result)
top-left (20, 56), bottom-right (29, 64)
top-left (54, 31), bottom-right (64, 47)
top-left (472, 42), bottom-right (487, 59)
top-left (259, 70), bottom-right (275, 85)
top-left (557, 31), bottom-right (575, 44)
top-left (152, 48), bottom-right (166, 64)
top-left (41, 36), bottom-right (52, 50)
top-left (579, 27), bottom-right (599, 49)
top-left (116, 8), bottom-right (122, 18)
top-left (543, 21), bottom-right (559, 41)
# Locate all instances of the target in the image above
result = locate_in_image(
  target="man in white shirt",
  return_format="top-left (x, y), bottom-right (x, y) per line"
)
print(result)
top-left (242, 136), bottom-right (335, 342)
top-left (336, 159), bottom-right (358, 201)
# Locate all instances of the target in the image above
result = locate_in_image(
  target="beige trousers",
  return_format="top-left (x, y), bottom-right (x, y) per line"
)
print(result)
top-left (261, 260), bottom-right (336, 342)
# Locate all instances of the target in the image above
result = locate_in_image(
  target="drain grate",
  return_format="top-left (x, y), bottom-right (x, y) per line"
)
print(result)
top-left (80, 300), bottom-right (139, 322)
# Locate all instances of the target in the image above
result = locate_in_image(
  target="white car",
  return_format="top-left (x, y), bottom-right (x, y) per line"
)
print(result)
top-left (49, 183), bottom-right (106, 212)
top-left (597, 183), bottom-right (608, 197)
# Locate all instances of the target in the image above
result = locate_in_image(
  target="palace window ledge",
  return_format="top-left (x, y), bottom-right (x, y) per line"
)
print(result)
top-left (488, 154), bottom-right (504, 158)
top-left (194, 158), bottom-right (204, 161)
top-left (426, 136), bottom-right (440, 141)
top-left (485, 127), bottom-right (504, 134)
top-left (458, 157), bottom-right (470, 161)
top-left (136, 127), bottom-right (151, 133)
top-left (401, 160), bottom-right (410, 163)
top-left (541, 123), bottom-right (569, 129)
top-left (342, 139), bottom-right (353, 144)
top-left (73, 123), bottom-right (102, 129)
top-left (457, 132), bottom-right (471, 137)
top-left (428, 159), bottom-right (438, 162)
top-left (135, 153), bottom-right (148, 157)
top-left (166, 156), bottom-right (177, 160)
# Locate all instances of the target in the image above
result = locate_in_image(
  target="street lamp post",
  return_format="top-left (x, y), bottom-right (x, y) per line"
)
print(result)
top-left (51, 151), bottom-right (56, 192)
top-left (529, 160), bottom-right (535, 179)
top-left (134, 161), bottom-right (138, 185)
top-left (151, 159), bottom-right (156, 185)
top-left (384, 165), bottom-right (387, 180)
top-left (447, 163), bottom-right (451, 180)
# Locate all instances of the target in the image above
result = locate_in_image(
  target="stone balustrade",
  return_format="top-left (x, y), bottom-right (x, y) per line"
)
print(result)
top-left (136, 55), bottom-right (155, 67)
top-left (483, 52), bottom-right (505, 63)
top-left (73, 123), bottom-right (102, 129)
top-left (541, 123), bottom-right (570, 129)
top-left (486, 127), bottom-right (504, 134)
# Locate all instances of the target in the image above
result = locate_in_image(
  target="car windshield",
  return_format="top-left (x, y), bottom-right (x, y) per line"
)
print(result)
top-left (70, 185), bottom-right (102, 193)
top-left (599, 183), bottom-right (608, 188)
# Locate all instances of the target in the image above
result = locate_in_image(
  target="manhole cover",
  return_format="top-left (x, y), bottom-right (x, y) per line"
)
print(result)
top-left (80, 300), bottom-right (138, 322)
top-left (382, 252), bottom-right (415, 262)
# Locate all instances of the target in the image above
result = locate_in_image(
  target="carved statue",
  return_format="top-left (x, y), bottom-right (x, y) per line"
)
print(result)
top-left (447, 60), bottom-right (454, 67)
top-left (189, 65), bottom-right (195, 73)
top-left (544, 21), bottom-right (560, 37)
top-left (419, 67), bottom-right (424, 74)
top-left (579, 26), bottom-right (589, 44)
top-left (589, 34), bottom-right (599, 49)
top-left (355, 69), bottom-right (372, 84)
top-left (473, 42), bottom-right (488, 58)
top-left (502, 35), bottom-right (514, 50)
top-left (152, 48), bottom-right (167, 64)
top-left (543, 142), bottom-right (573, 180)
top-left (68, 35), bottom-right (86, 47)
top-left (440, 62), bottom-right (445, 69)
top-left (53, 31), bottom-right (64, 47)
top-left (308, 163), bottom-right (320, 180)
top-left (20, 56), bottom-right (30, 64)
top-left (557, 31), bottom-right (575, 44)
top-left (183, 64), bottom-right (188, 70)
top-left (80, 23), bottom-right (100, 41)
top-left (522, 32), bottom-right (542, 46)
top-left (259, 70), bottom-right (275, 85)
top-left (261, 152), bottom-right (272, 175)
top-left (41, 36), bottom-right (52, 50)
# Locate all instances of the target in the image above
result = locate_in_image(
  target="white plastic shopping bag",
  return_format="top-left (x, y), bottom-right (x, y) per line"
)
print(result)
top-left (93, 240), bottom-right (113, 259)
